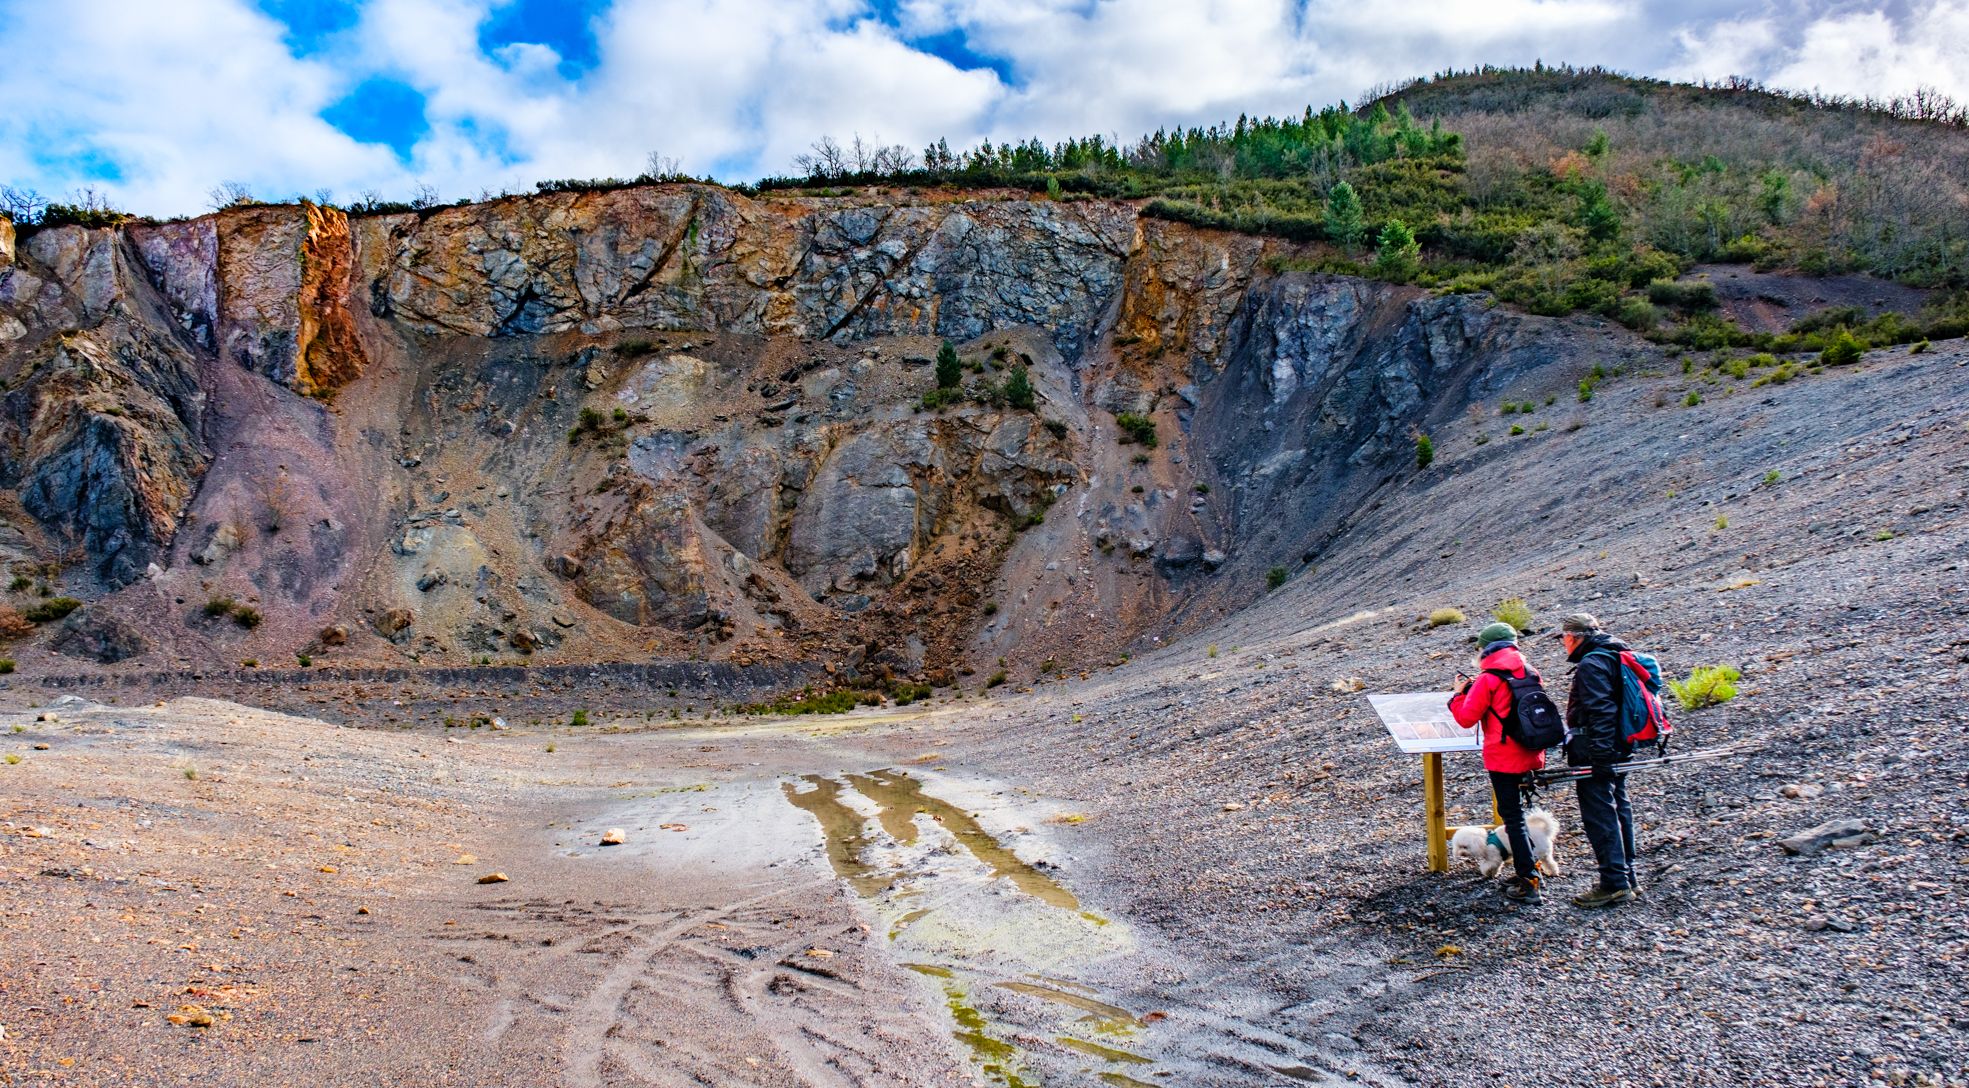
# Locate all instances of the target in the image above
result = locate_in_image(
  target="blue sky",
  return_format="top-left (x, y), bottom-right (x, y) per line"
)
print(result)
top-left (3, 0), bottom-right (1967, 217)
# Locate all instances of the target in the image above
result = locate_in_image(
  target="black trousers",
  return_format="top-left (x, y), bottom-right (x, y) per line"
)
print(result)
top-left (1576, 769), bottom-right (1638, 889)
top-left (1488, 770), bottom-right (1535, 881)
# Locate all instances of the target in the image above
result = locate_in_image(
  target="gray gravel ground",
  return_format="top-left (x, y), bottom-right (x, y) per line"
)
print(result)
top-left (941, 340), bottom-right (1969, 1087)
top-left (8, 340), bottom-right (1963, 1088)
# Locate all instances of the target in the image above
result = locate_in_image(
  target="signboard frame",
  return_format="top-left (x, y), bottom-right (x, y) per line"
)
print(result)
top-left (1366, 691), bottom-right (1487, 873)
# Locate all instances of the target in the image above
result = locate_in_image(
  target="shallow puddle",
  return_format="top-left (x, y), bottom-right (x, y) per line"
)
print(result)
top-left (778, 775), bottom-right (893, 897)
top-left (781, 768), bottom-right (1160, 1086)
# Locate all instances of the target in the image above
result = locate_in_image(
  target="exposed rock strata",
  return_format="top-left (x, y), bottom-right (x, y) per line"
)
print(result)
top-left (0, 185), bottom-right (1648, 675)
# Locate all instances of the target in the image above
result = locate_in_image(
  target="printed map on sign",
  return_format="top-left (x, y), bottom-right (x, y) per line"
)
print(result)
top-left (1367, 693), bottom-right (1482, 754)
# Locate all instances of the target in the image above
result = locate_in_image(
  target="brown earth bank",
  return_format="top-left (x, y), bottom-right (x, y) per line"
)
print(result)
top-left (3, 339), bottom-right (1965, 1087)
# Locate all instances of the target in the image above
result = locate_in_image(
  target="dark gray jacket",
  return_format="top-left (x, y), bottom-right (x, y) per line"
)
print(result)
top-left (1564, 632), bottom-right (1632, 767)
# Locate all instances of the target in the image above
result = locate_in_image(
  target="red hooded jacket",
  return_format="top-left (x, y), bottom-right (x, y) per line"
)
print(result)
top-left (1448, 643), bottom-right (1549, 774)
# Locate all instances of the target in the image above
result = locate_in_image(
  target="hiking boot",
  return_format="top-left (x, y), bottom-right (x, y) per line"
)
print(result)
top-left (1571, 883), bottom-right (1633, 909)
top-left (1627, 882), bottom-right (1644, 902)
top-left (1503, 876), bottom-right (1542, 905)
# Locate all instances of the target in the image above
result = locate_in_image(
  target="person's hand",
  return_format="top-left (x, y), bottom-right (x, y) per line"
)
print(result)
top-left (1452, 674), bottom-right (1472, 695)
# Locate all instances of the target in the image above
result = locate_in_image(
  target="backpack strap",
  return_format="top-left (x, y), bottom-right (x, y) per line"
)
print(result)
top-left (1478, 667), bottom-right (1517, 732)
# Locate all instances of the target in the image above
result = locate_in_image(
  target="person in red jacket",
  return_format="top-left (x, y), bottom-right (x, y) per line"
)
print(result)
top-left (1449, 622), bottom-right (1548, 903)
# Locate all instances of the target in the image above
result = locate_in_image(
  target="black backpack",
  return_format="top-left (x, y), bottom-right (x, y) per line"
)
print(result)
top-left (1484, 669), bottom-right (1568, 751)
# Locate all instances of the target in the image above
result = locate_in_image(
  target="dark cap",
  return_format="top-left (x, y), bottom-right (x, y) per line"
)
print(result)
top-left (1554, 612), bottom-right (1601, 638)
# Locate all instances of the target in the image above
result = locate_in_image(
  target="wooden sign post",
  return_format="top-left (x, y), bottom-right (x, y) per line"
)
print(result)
top-left (1366, 693), bottom-right (1482, 873)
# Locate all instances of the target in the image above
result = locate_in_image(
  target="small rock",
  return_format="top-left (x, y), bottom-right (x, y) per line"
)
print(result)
top-left (319, 624), bottom-right (348, 646)
top-left (599, 828), bottom-right (627, 846)
top-left (167, 1005), bottom-right (215, 1028)
top-left (1780, 783), bottom-right (1824, 800)
top-left (416, 569), bottom-right (447, 592)
top-left (476, 872), bottom-right (510, 884)
top-left (1222, 802), bottom-right (1246, 812)
top-left (1779, 818), bottom-right (1875, 856)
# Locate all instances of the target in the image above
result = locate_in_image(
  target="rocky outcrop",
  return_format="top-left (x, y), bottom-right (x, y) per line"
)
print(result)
top-left (358, 189), bottom-right (1133, 361)
top-left (217, 204), bottom-right (368, 395)
top-left (0, 181), bottom-right (1649, 674)
top-left (0, 226), bottom-right (209, 588)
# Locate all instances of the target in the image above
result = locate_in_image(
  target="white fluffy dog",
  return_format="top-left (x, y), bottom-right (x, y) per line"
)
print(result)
top-left (1450, 810), bottom-right (1563, 879)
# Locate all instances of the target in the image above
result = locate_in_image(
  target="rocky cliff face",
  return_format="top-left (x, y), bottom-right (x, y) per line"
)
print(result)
top-left (0, 187), bottom-right (1645, 675)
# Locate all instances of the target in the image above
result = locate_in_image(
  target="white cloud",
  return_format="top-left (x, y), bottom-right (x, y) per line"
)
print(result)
top-left (1660, 15), bottom-right (1778, 83)
top-left (4, 0), bottom-right (1967, 218)
top-left (0, 0), bottom-right (409, 214)
top-left (1764, 4), bottom-right (1969, 101)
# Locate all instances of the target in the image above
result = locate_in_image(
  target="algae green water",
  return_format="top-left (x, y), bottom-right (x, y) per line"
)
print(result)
top-left (783, 768), bottom-right (1159, 1085)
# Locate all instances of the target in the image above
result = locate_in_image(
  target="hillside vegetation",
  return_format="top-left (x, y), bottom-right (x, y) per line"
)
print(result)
top-left (764, 66), bottom-right (1969, 352)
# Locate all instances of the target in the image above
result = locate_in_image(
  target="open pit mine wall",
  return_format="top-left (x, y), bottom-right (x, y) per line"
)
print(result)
top-left (0, 188), bottom-right (1612, 671)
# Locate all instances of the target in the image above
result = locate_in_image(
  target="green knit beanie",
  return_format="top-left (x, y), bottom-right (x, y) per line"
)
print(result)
top-left (1476, 622), bottom-right (1517, 651)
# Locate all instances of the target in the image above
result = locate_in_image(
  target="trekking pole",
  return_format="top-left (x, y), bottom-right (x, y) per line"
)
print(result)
top-left (1530, 742), bottom-right (1755, 787)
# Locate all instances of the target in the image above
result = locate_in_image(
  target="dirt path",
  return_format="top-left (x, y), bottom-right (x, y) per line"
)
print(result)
top-left (0, 696), bottom-right (1387, 1088)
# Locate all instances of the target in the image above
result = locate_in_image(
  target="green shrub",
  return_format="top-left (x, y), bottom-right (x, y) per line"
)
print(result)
top-left (1114, 412), bottom-right (1158, 448)
top-left (296, 653), bottom-right (312, 667)
top-left (1415, 434), bottom-right (1434, 469)
top-left (24, 597), bottom-right (81, 623)
top-left (1646, 279), bottom-right (1717, 310)
top-left (1723, 357), bottom-right (1750, 380)
top-left (920, 387), bottom-right (963, 411)
top-left (1493, 597), bottom-right (1534, 631)
top-left (232, 606), bottom-right (262, 629)
top-left (1683, 390), bottom-right (1702, 407)
top-left (1668, 665), bottom-right (1740, 710)
top-left (1325, 180), bottom-right (1365, 251)
top-left (890, 681), bottom-right (934, 706)
top-left (0, 658), bottom-right (13, 675)
top-left (935, 340), bottom-right (962, 390)
top-left (1500, 402), bottom-right (1518, 416)
top-left (204, 596), bottom-right (238, 618)
top-left (6, 576), bottom-right (29, 593)
top-left (1763, 470), bottom-right (1780, 485)
top-left (1820, 329), bottom-right (1863, 366)
top-left (1266, 566), bottom-right (1289, 590)
top-left (1003, 365), bottom-right (1036, 410)
top-left (986, 670), bottom-right (1008, 688)
top-left (570, 708), bottom-right (590, 726)
top-left (1751, 363), bottom-right (1796, 387)
top-left (1042, 418), bottom-right (1068, 438)
top-left (1373, 218), bottom-right (1421, 281)
top-left (753, 688), bottom-right (864, 715)
top-left (1509, 424), bottom-right (1526, 435)
top-left (1429, 607), bottom-right (1466, 627)
top-left (1909, 339), bottom-right (1930, 354)
top-left (1615, 297), bottom-right (1660, 331)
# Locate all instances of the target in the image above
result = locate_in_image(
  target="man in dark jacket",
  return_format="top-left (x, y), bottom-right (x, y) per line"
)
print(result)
top-left (1557, 612), bottom-right (1639, 908)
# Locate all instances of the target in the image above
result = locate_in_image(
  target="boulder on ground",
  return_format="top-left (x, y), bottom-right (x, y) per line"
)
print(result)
top-left (600, 828), bottom-right (627, 846)
top-left (1779, 819), bottom-right (1875, 856)
top-left (50, 613), bottom-right (150, 663)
